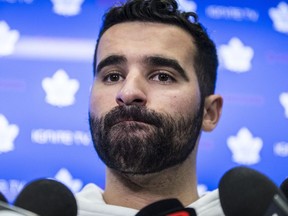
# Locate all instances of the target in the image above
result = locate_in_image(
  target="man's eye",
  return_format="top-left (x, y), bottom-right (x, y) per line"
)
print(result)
top-left (151, 73), bottom-right (175, 83)
top-left (103, 73), bottom-right (123, 83)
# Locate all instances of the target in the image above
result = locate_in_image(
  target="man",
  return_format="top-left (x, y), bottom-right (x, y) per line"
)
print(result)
top-left (76, 0), bottom-right (224, 215)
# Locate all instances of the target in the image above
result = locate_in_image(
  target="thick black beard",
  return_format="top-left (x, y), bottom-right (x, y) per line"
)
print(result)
top-left (89, 104), bottom-right (204, 175)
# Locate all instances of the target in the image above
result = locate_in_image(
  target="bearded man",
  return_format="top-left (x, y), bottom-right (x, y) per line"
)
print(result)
top-left (76, 0), bottom-right (224, 215)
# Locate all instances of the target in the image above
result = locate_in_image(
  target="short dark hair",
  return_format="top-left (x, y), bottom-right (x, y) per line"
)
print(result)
top-left (93, 0), bottom-right (218, 98)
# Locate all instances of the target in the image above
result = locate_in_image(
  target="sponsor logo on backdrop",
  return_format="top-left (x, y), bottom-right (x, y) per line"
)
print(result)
top-left (222, 93), bottom-right (265, 106)
top-left (177, 0), bottom-right (197, 12)
top-left (269, 1), bottom-right (288, 34)
top-left (0, 21), bottom-right (19, 56)
top-left (227, 127), bottom-right (263, 165)
top-left (54, 168), bottom-right (83, 193)
top-left (0, 114), bottom-right (19, 154)
top-left (219, 37), bottom-right (254, 73)
top-left (280, 92), bottom-right (288, 118)
top-left (206, 5), bottom-right (259, 22)
top-left (51, 0), bottom-right (84, 16)
top-left (0, 79), bottom-right (26, 91)
top-left (274, 142), bottom-right (288, 157)
top-left (266, 51), bottom-right (288, 64)
top-left (31, 129), bottom-right (91, 146)
top-left (42, 69), bottom-right (80, 107)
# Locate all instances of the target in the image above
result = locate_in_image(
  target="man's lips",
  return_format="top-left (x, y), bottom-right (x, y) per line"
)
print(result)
top-left (103, 106), bottom-right (163, 128)
top-left (113, 119), bottom-right (151, 125)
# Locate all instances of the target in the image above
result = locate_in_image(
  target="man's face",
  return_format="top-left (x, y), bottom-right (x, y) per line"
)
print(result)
top-left (89, 22), bottom-right (203, 174)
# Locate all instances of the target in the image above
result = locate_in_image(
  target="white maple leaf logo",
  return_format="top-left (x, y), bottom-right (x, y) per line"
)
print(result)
top-left (42, 69), bottom-right (80, 107)
top-left (51, 0), bottom-right (85, 16)
top-left (177, 0), bottom-right (197, 12)
top-left (269, 1), bottom-right (288, 34)
top-left (219, 37), bottom-right (254, 73)
top-left (0, 21), bottom-right (19, 56)
top-left (227, 127), bottom-right (263, 165)
top-left (0, 114), bottom-right (19, 153)
top-left (279, 92), bottom-right (288, 118)
top-left (54, 168), bottom-right (83, 193)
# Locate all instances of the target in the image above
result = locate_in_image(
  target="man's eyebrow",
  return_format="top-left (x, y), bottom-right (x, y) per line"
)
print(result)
top-left (96, 55), bottom-right (127, 74)
top-left (144, 56), bottom-right (189, 81)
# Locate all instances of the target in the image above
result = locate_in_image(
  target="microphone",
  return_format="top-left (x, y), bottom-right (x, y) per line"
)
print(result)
top-left (281, 178), bottom-right (288, 199)
top-left (135, 198), bottom-right (197, 216)
top-left (219, 166), bottom-right (288, 216)
top-left (14, 178), bottom-right (77, 216)
top-left (0, 192), bottom-right (7, 203)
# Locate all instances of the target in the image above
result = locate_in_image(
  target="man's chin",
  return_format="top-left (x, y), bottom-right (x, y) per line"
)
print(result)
top-left (108, 162), bottom-right (186, 186)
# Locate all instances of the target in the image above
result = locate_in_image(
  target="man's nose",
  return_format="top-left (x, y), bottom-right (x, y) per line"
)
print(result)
top-left (116, 76), bottom-right (147, 106)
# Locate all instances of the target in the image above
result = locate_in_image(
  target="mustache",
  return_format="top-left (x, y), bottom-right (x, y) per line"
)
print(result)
top-left (103, 105), bottom-right (164, 128)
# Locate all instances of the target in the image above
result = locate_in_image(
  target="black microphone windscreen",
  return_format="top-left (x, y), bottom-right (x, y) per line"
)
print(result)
top-left (14, 179), bottom-right (77, 216)
top-left (0, 192), bottom-right (7, 203)
top-left (281, 178), bottom-right (288, 199)
top-left (219, 166), bottom-right (284, 216)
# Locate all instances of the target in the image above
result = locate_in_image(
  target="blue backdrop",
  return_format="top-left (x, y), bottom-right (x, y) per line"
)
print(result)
top-left (0, 0), bottom-right (287, 203)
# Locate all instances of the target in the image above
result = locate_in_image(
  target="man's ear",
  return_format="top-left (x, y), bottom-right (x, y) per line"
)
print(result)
top-left (202, 94), bottom-right (223, 132)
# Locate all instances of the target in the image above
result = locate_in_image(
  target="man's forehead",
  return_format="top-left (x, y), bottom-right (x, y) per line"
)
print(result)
top-left (96, 21), bottom-right (196, 63)
top-left (101, 21), bottom-right (184, 36)
top-left (98, 21), bottom-right (195, 48)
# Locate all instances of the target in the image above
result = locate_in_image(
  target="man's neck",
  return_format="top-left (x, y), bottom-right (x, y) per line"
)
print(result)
top-left (102, 155), bottom-right (199, 210)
